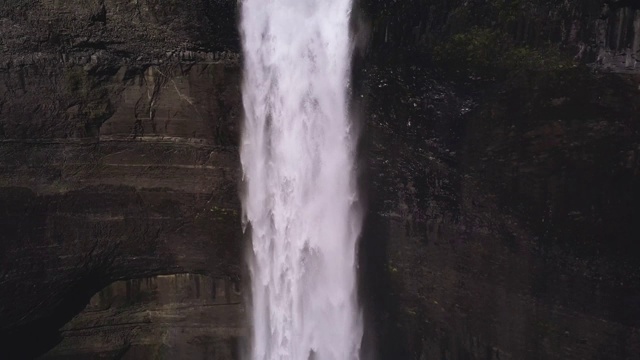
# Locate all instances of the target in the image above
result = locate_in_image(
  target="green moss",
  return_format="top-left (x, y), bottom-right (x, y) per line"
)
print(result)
top-left (63, 66), bottom-right (113, 136)
top-left (387, 261), bottom-right (399, 274)
top-left (64, 66), bottom-right (91, 96)
top-left (209, 206), bottom-right (238, 220)
top-left (429, 0), bottom-right (579, 79)
top-left (433, 27), bottom-right (575, 79)
top-left (210, 206), bottom-right (236, 215)
top-left (491, 0), bottom-right (525, 23)
top-left (505, 46), bottom-right (574, 71)
top-left (534, 319), bottom-right (558, 337)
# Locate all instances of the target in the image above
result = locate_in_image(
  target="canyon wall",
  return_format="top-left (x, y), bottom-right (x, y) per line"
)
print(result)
top-left (0, 1), bottom-right (639, 359)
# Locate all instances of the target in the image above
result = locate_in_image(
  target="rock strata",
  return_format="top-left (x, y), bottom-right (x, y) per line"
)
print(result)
top-left (0, 1), bottom-right (639, 359)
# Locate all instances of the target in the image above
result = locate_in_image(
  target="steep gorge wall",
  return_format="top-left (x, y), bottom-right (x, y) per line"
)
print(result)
top-left (0, 1), bottom-right (639, 359)
top-left (0, 61), bottom-right (245, 358)
top-left (0, 1), bottom-right (245, 358)
top-left (356, 1), bottom-right (640, 359)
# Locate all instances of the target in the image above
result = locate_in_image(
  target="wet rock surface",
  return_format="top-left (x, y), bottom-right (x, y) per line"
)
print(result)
top-left (357, 63), bottom-right (640, 360)
top-left (0, 1), bottom-right (639, 359)
top-left (42, 274), bottom-right (243, 360)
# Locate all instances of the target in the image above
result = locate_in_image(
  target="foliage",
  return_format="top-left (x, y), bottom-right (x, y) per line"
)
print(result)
top-left (433, 27), bottom-right (576, 80)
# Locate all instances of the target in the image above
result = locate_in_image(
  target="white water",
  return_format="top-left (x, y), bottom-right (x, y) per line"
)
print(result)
top-left (240, 0), bottom-right (362, 359)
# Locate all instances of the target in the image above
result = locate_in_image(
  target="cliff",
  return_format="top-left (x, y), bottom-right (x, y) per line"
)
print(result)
top-left (0, 0), bottom-right (639, 359)
top-left (0, 1), bottom-right (243, 358)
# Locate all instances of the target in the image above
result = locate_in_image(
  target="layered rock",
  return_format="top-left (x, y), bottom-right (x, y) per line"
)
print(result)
top-left (0, 1), bottom-right (639, 359)
top-left (0, 59), bottom-right (244, 358)
top-left (0, 2), bottom-right (244, 354)
top-left (42, 274), bottom-right (243, 359)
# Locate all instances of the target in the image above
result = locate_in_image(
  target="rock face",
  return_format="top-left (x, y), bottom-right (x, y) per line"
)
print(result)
top-left (0, 1), bottom-right (639, 359)
top-left (0, 61), bottom-right (244, 358)
top-left (361, 0), bottom-right (640, 73)
top-left (42, 274), bottom-right (243, 359)
top-left (0, 2), bottom-right (244, 358)
top-left (356, 1), bottom-right (640, 359)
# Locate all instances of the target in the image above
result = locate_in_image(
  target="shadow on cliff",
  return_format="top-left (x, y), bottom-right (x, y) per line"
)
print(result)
top-left (353, 61), bottom-right (411, 360)
top-left (0, 185), bottom-right (191, 359)
top-left (358, 209), bottom-right (412, 360)
top-left (0, 272), bottom-right (110, 359)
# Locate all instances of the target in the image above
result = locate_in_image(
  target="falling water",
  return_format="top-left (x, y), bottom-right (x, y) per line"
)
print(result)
top-left (240, 0), bottom-right (362, 359)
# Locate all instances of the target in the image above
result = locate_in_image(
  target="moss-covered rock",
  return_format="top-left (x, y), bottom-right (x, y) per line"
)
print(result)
top-left (433, 26), bottom-right (576, 79)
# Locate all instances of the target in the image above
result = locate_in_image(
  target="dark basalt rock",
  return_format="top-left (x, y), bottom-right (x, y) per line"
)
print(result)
top-left (0, 0), bottom-right (639, 359)
top-left (356, 62), bottom-right (640, 359)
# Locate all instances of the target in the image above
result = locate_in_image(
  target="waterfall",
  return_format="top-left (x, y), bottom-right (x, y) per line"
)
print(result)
top-left (239, 0), bottom-right (363, 359)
